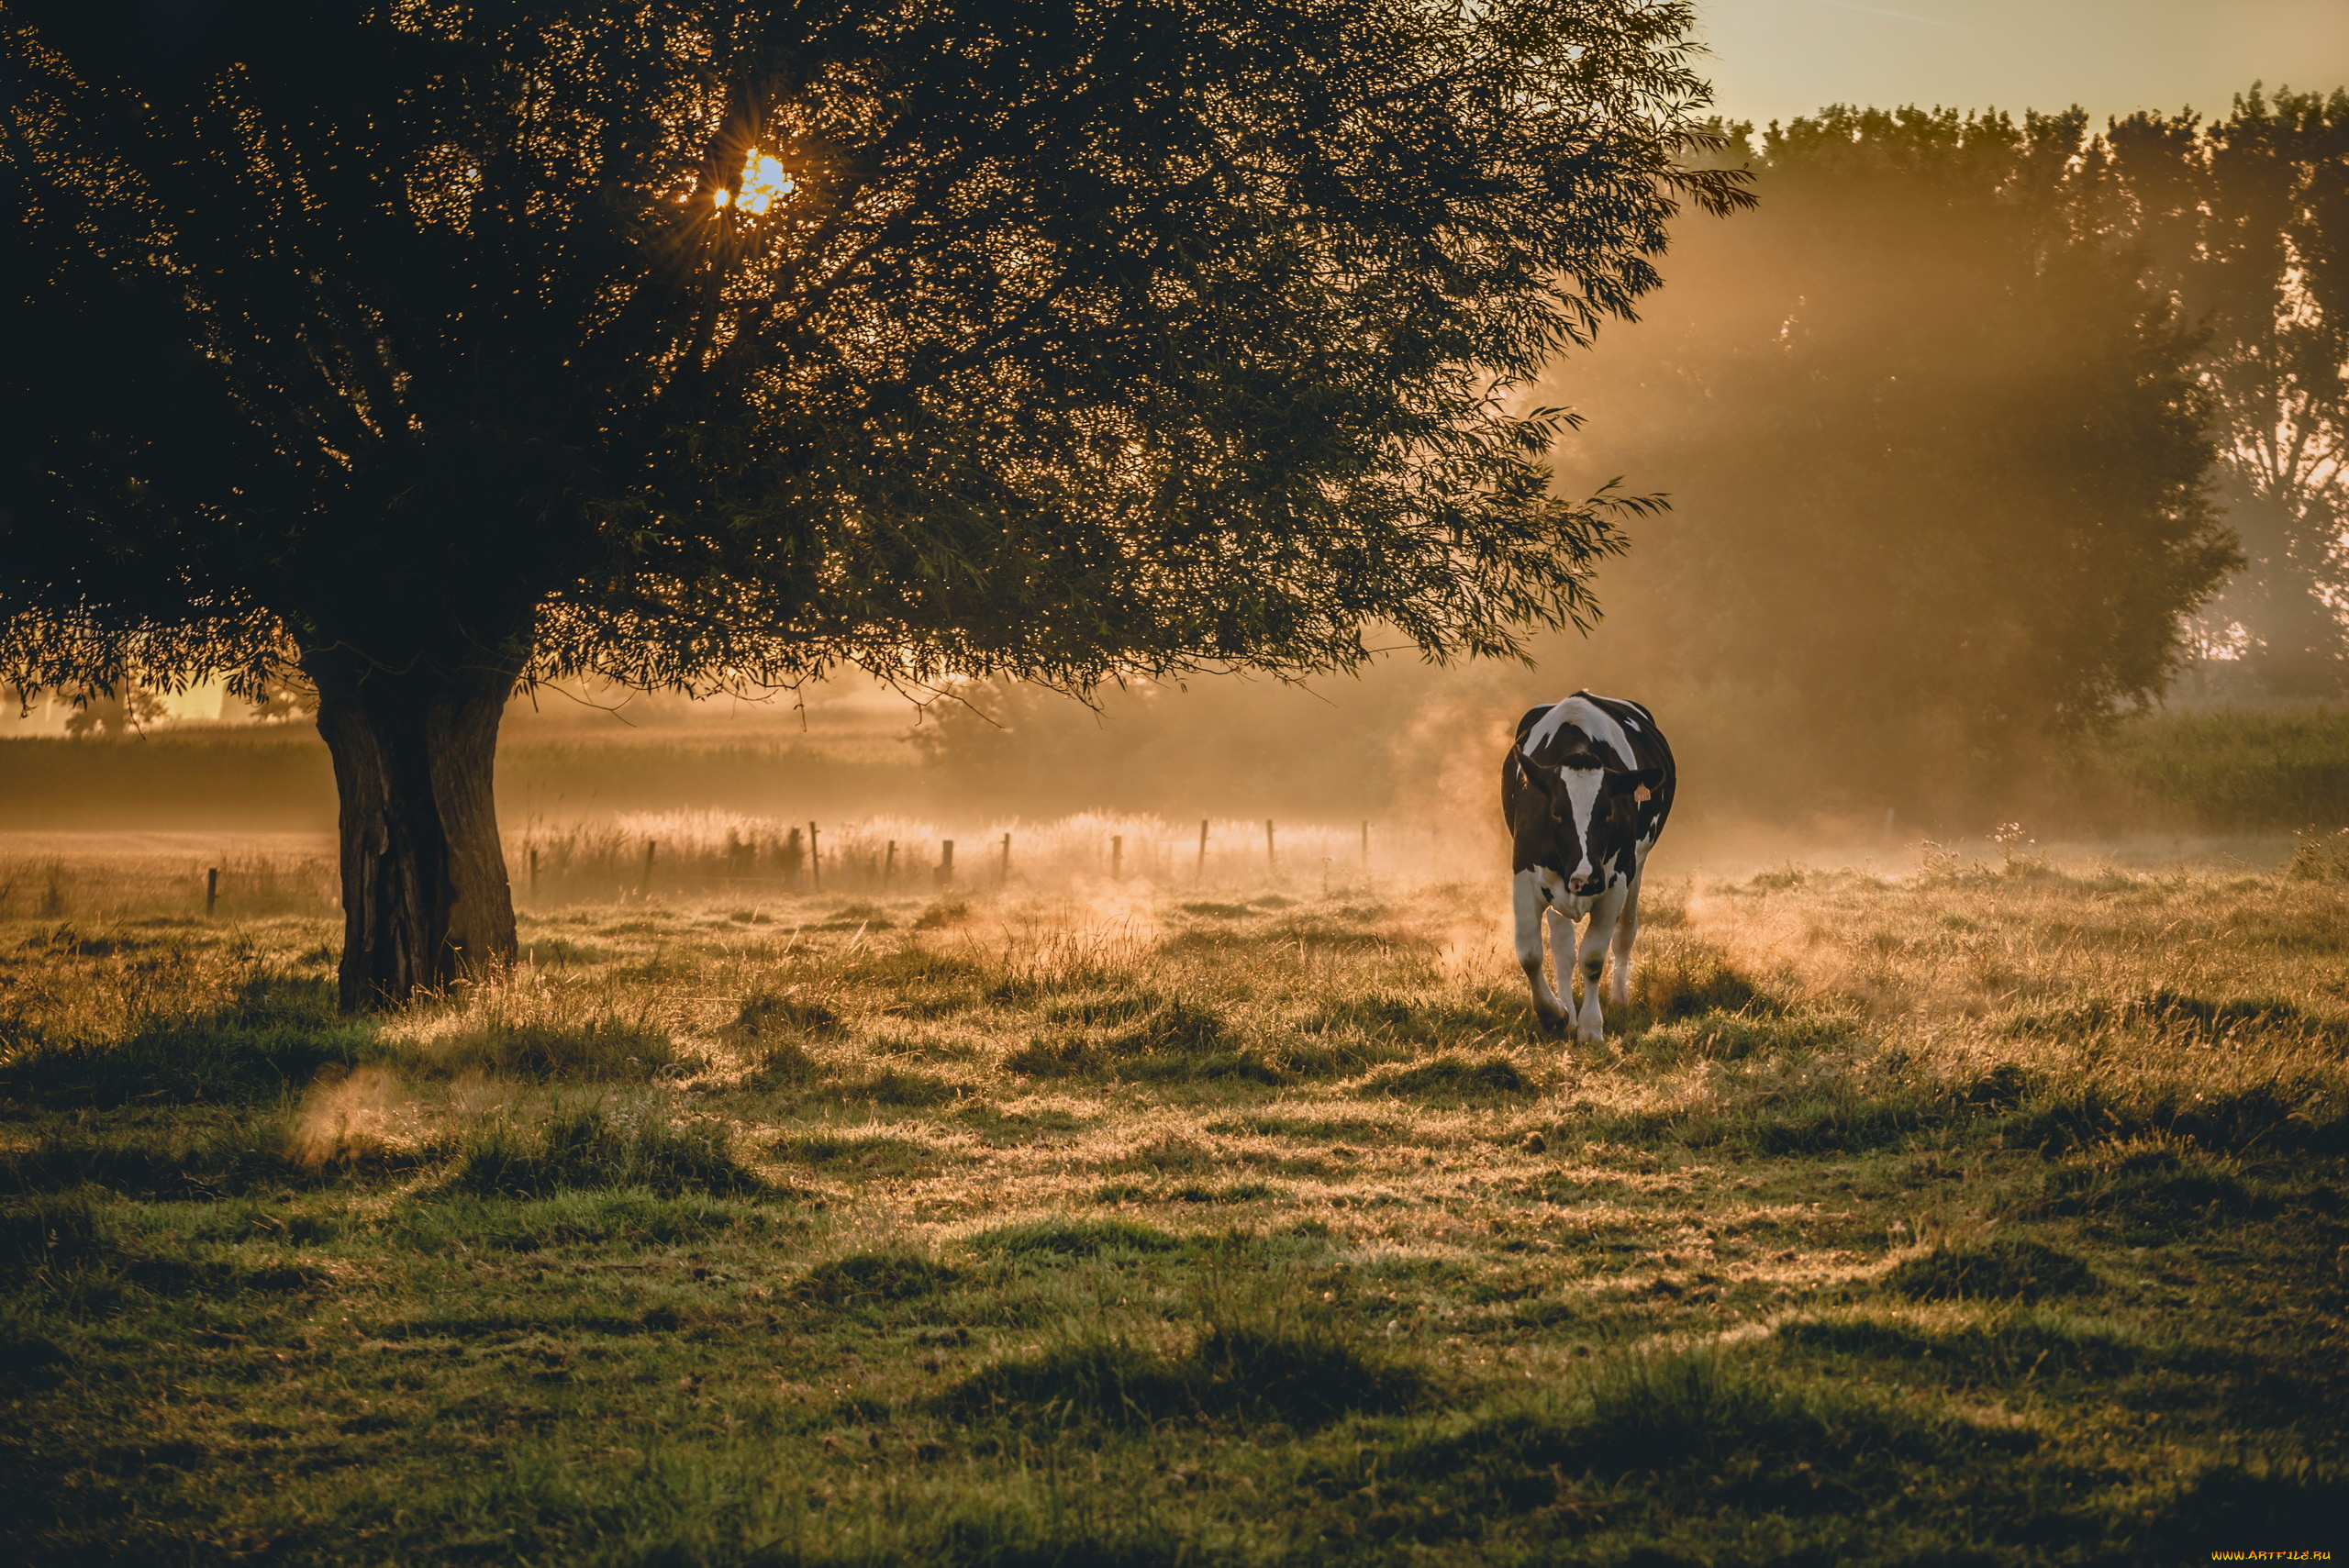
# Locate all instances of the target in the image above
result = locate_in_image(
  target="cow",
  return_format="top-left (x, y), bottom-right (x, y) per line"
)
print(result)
top-left (1501, 693), bottom-right (1676, 1040)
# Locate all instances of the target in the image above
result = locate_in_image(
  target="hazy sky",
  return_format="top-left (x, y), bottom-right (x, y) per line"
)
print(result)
top-left (1701, 0), bottom-right (2349, 128)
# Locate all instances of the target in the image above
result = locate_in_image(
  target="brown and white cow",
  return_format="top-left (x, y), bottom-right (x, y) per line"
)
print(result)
top-left (1501, 693), bottom-right (1676, 1039)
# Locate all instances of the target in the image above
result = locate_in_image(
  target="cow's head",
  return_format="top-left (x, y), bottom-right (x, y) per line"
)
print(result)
top-left (1512, 744), bottom-right (1663, 896)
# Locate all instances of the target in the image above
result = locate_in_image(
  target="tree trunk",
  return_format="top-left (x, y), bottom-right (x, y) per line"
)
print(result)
top-left (306, 647), bottom-right (522, 1010)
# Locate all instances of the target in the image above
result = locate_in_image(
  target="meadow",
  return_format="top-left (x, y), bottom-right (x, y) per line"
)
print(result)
top-left (1, 833), bottom-right (2345, 1565)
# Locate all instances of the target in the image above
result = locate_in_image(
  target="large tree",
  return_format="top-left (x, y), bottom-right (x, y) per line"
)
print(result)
top-left (1, 1), bottom-right (1742, 1005)
top-left (2099, 88), bottom-right (2349, 694)
top-left (1548, 106), bottom-right (2234, 817)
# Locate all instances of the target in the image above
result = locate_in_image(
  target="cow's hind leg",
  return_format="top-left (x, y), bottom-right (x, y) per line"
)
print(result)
top-left (1514, 871), bottom-right (1566, 1025)
top-left (1574, 886), bottom-right (1627, 1043)
top-left (1609, 873), bottom-right (1642, 1007)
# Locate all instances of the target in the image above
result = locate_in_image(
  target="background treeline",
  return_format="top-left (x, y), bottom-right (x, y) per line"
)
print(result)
top-left (1540, 92), bottom-right (2346, 822)
top-left (8, 92), bottom-right (2346, 841)
top-left (896, 91), bottom-right (2349, 836)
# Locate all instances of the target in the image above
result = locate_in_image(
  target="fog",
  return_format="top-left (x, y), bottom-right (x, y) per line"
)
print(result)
top-left (6, 104), bottom-right (2344, 892)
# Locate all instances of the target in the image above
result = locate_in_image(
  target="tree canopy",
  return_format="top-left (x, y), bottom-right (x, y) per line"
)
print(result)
top-left (3, 0), bottom-right (1741, 701)
top-left (2098, 86), bottom-right (2349, 694)
top-left (1, 0), bottom-right (1741, 1002)
top-left (1548, 105), bottom-right (2235, 814)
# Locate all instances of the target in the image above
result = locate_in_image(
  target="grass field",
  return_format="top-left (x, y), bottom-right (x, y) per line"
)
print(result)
top-left (2, 843), bottom-right (2345, 1565)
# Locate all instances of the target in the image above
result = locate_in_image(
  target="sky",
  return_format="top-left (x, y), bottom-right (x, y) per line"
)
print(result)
top-left (1700, 0), bottom-right (2349, 129)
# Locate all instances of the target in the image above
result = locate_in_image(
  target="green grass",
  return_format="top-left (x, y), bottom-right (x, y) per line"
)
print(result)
top-left (0, 862), bottom-right (2344, 1563)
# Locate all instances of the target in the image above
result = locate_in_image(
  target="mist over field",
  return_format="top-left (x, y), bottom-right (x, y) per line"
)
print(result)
top-left (4, 6), bottom-right (2347, 1563)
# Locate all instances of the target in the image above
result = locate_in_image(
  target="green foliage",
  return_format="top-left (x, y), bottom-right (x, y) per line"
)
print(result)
top-left (2099, 88), bottom-right (2349, 694)
top-left (1, 2), bottom-right (1739, 704)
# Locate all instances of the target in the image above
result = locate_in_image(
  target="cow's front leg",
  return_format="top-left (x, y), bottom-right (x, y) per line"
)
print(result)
top-left (1575, 886), bottom-right (1627, 1042)
top-left (1609, 873), bottom-right (1642, 1007)
top-left (1513, 870), bottom-right (1567, 1026)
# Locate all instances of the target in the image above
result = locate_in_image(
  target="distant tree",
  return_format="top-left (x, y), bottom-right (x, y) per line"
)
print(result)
top-left (61, 684), bottom-right (171, 739)
top-left (1, 1), bottom-right (1745, 1005)
top-left (1552, 106), bottom-right (2233, 815)
top-left (2099, 88), bottom-right (2349, 694)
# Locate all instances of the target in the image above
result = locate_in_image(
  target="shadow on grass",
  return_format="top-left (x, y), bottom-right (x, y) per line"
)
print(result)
top-left (793, 1249), bottom-right (960, 1306)
top-left (445, 1109), bottom-right (769, 1199)
top-left (941, 1303), bottom-right (1419, 1429)
top-left (1364, 1052), bottom-right (1534, 1102)
top-left (1778, 1308), bottom-right (2145, 1384)
top-left (1883, 1238), bottom-right (2099, 1303)
top-left (771, 1132), bottom-right (945, 1177)
top-left (967, 1218), bottom-right (1181, 1259)
top-left (0, 1112), bottom-right (417, 1199)
top-left (0, 975), bottom-right (377, 1107)
top-left (1004, 1001), bottom-right (1283, 1085)
top-left (419, 1016), bottom-right (680, 1081)
top-left (1344, 1350), bottom-right (2033, 1538)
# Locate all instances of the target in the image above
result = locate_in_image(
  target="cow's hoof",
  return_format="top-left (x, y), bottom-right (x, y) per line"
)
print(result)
top-left (1576, 1026), bottom-right (1605, 1045)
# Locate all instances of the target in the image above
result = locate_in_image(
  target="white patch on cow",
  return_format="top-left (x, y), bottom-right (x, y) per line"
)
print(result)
top-left (1562, 764), bottom-right (1604, 883)
top-left (1526, 694), bottom-right (1638, 770)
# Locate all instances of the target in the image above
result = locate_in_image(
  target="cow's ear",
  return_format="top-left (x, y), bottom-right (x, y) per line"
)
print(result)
top-left (1606, 766), bottom-right (1663, 796)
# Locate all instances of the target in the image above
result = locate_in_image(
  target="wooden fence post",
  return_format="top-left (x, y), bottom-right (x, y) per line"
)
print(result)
top-left (1265, 818), bottom-right (1275, 872)
top-left (640, 840), bottom-right (656, 898)
top-left (205, 867), bottom-right (219, 917)
top-left (939, 840), bottom-right (954, 885)
top-left (808, 822), bottom-right (821, 892)
top-left (1111, 835), bottom-right (1123, 881)
top-left (1000, 832), bottom-right (1012, 885)
top-left (1197, 819), bottom-right (1208, 879)
top-left (885, 840), bottom-right (897, 885)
